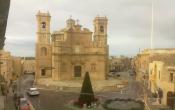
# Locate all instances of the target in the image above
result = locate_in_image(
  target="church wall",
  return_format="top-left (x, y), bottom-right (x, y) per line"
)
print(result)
top-left (51, 54), bottom-right (107, 81)
top-left (36, 11), bottom-right (108, 82)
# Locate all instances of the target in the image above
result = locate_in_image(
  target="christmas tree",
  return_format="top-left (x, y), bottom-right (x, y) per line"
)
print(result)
top-left (78, 72), bottom-right (95, 106)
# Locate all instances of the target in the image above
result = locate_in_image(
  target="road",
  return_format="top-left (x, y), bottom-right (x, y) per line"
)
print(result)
top-left (20, 74), bottom-right (79, 110)
top-left (28, 90), bottom-right (78, 110)
top-left (20, 73), bottom-right (144, 110)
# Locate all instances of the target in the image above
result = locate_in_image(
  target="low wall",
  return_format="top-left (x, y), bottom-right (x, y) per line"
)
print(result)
top-left (0, 96), bottom-right (4, 110)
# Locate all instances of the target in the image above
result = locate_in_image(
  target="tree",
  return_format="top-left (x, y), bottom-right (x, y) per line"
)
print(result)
top-left (78, 72), bottom-right (95, 106)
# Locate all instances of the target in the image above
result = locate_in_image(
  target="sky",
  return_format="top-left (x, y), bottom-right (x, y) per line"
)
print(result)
top-left (4, 0), bottom-right (175, 57)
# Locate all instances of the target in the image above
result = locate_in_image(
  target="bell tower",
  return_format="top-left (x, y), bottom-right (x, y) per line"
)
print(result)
top-left (93, 16), bottom-right (108, 46)
top-left (36, 11), bottom-right (51, 44)
top-left (35, 11), bottom-right (52, 80)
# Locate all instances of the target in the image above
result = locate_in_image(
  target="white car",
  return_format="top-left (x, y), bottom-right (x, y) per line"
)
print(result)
top-left (27, 88), bottom-right (40, 96)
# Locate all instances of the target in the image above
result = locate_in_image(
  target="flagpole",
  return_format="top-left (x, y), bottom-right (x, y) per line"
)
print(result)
top-left (151, 1), bottom-right (154, 49)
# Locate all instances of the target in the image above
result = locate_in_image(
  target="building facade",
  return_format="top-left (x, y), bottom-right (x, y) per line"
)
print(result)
top-left (0, 50), bottom-right (13, 85)
top-left (134, 49), bottom-right (175, 84)
top-left (12, 57), bottom-right (22, 79)
top-left (22, 57), bottom-right (35, 74)
top-left (149, 60), bottom-right (175, 108)
top-left (36, 11), bottom-right (109, 81)
top-left (133, 49), bottom-right (175, 108)
top-left (109, 56), bottom-right (131, 72)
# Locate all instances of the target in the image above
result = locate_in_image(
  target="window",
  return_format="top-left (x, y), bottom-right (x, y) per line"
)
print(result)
top-left (41, 69), bottom-right (46, 76)
top-left (91, 64), bottom-right (96, 71)
top-left (170, 73), bottom-right (173, 82)
top-left (74, 66), bottom-right (81, 77)
top-left (154, 64), bottom-right (157, 74)
top-left (150, 69), bottom-right (152, 75)
top-left (41, 47), bottom-right (47, 56)
top-left (100, 25), bottom-right (104, 33)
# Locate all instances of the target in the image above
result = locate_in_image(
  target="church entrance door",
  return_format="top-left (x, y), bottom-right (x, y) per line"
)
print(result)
top-left (74, 66), bottom-right (81, 77)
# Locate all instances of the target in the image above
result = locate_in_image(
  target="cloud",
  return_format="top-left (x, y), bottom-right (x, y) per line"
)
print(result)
top-left (4, 0), bottom-right (175, 56)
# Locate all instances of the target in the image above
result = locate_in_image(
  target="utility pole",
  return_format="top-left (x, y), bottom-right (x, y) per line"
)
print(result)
top-left (151, 0), bottom-right (154, 49)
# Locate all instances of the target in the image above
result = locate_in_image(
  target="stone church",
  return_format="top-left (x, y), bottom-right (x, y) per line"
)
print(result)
top-left (36, 11), bottom-right (109, 81)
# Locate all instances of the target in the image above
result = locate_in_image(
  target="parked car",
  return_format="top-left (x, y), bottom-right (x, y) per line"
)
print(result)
top-left (14, 93), bottom-right (30, 110)
top-left (27, 87), bottom-right (39, 96)
top-left (14, 92), bottom-right (24, 108)
top-left (19, 98), bottom-right (31, 110)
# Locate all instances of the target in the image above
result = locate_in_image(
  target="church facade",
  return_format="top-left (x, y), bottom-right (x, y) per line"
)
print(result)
top-left (36, 11), bottom-right (109, 81)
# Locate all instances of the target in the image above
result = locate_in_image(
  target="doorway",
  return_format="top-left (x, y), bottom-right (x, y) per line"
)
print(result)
top-left (167, 91), bottom-right (175, 108)
top-left (41, 69), bottom-right (46, 76)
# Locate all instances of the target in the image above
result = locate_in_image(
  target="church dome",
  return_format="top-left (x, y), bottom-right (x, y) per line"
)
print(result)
top-left (66, 18), bottom-right (75, 28)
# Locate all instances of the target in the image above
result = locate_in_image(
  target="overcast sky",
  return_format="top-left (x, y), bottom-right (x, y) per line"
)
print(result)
top-left (4, 0), bottom-right (175, 57)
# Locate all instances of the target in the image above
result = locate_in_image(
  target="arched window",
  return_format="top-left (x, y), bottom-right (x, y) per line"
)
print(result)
top-left (41, 22), bottom-right (46, 28)
top-left (41, 47), bottom-right (47, 56)
top-left (100, 25), bottom-right (104, 33)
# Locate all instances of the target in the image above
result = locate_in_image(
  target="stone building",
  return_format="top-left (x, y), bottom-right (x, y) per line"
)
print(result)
top-left (22, 57), bottom-right (35, 74)
top-left (133, 48), bottom-right (175, 84)
top-left (149, 56), bottom-right (175, 108)
top-left (0, 51), bottom-right (24, 84)
top-left (36, 11), bottom-right (109, 81)
top-left (109, 56), bottom-right (131, 72)
top-left (0, 50), bottom-right (13, 85)
top-left (12, 57), bottom-right (22, 79)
